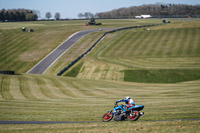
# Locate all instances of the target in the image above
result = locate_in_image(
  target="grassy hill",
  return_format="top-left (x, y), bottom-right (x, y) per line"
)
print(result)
top-left (0, 21), bottom-right (85, 73)
top-left (0, 19), bottom-right (200, 132)
top-left (63, 20), bottom-right (200, 83)
top-left (0, 74), bottom-right (200, 132)
top-left (0, 19), bottom-right (159, 74)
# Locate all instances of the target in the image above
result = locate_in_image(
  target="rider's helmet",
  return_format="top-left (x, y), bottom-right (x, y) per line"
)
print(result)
top-left (125, 96), bottom-right (130, 100)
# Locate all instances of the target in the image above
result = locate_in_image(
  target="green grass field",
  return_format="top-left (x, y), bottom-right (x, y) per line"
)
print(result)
top-left (0, 19), bottom-right (200, 132)
top-left (0, 74), bottom-right (200, 132)
top-left (64, 20), bottom-right (200, 83)
top-left (0, 19), bottom-right (160, 74)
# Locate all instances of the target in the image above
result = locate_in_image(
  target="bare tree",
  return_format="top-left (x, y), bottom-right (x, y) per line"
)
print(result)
top-left (33, 10), bottom-right (41, 19)
top-left (77, 13), bottom-right (84, 19)
top-left (84, 12), bottom-right (94, 19)
top-left (45, 12), bottom-right (52, 20)
top-left (54, 12), bottom-right (61, 20)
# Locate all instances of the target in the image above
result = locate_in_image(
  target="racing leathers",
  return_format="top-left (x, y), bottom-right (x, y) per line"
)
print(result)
top-left (115, 98), bottom-right (135, 111)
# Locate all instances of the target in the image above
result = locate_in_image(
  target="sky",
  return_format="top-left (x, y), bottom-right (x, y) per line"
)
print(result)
top-left (0, 0), bottom-right (200, 19)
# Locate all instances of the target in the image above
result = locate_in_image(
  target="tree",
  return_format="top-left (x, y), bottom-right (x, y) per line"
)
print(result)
top-left (77, 13), bottom-right (84, 18)
top-left (54, 12), bottom-right (61, 20)
top-left (84, 12), bottom-right (94, 19)
top-left (45, 12), bottom-right (52, 20)
top-left (33, 10), bottom-right (41, 19)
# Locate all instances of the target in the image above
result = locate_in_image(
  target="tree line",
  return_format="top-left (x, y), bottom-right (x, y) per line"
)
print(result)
top-left (95, 3), bottom-right (200, 18)
top-left (0, 9), bottom-right (39, 22)
top-left (77, 12), bottom-right (94, 19)
top-left (0, 9), bottom-right (62, 22)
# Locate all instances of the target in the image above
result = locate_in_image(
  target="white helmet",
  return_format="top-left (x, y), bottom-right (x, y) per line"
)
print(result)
top-left (125, 96), bottom-right (130, 100)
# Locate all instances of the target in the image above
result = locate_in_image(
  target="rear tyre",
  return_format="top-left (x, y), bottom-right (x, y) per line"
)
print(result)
top-left (127, 110), bottom-right (140, 121)
top-left (102, 112), bottom-right (113, 122)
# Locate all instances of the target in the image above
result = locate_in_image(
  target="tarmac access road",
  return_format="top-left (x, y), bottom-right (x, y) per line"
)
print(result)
top-left (0, 118), bottom-right (200, 124)
top-left (27, 28), bottom-right (114, 74)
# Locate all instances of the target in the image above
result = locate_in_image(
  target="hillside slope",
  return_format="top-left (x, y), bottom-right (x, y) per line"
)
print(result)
top-left (64, 20), bottom-right (200, 83)
top-left (0, 74), bottom-right (200, 122)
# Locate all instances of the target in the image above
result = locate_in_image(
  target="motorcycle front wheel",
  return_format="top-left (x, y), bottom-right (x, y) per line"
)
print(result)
top-left (127, 110), bottom-right (140, 121)
top-left (102, 112), bottom-right (113, 122)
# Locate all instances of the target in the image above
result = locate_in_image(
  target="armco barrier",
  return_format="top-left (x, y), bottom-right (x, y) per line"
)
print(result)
top-left (57, 24), bottom-right (158, 76)
top-left (0, 71), bottom-right (15, 75)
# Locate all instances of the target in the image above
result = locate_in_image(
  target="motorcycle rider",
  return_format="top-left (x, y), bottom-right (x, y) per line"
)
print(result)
top-left (115, 96), bottom-right (135, 111)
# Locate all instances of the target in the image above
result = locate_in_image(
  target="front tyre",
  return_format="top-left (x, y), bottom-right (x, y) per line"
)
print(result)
top-left (102, 112), bottom-right (113, 122)
top-left (127, 110), bottom-right (140, 121)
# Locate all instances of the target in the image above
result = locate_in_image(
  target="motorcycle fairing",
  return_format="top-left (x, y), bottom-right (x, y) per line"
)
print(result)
top-left (128, 105), bottom-right (144, 111)
top-left (113, 105), bottom-right (126, 112)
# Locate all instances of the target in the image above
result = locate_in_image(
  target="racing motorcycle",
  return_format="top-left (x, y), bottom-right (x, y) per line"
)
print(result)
top-left (102, 103), bottom-right (144, 122)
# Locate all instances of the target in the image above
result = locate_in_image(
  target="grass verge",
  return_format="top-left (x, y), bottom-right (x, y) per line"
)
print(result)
top-left (64, 62), bottom-right (84, 77)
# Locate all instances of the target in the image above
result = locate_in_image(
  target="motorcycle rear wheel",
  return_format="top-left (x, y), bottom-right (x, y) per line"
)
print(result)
top-left (127, 110), bottom-right (140, 121)
top-left (102, 112), bottom-right (113, 122)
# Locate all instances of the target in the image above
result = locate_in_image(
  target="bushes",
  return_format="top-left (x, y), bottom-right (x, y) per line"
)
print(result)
top-left (124, 69), bottom-right (200, 83)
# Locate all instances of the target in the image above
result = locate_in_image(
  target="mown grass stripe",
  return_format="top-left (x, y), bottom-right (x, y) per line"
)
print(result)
top-left (192, 29), bottom-right (200, 56)
top-left (42, 77), bottom-right (69, 99)
top-left (150, 30), bottom-right (165, 56)
top-left (0, 76), bottom-right (13, 100)
top-left (59, 79), bottom-right (85, 97)
top-left (125, 31), bottom-right (142, 57)
top-left (109, 32), bottom-right (130, 57)
top-left (120, 31), bottom-right (140, 57)
top-left (70, 81), bottom-right (91, 96)
top-left (34, 77), bottom-right (60, 99)
top-left (0, 34), bottom-right (30, 71)
top-left (19, 77), bottom-right (38, 100)
top-left (181, 28), bottom-right (192, 57)
top-left (188, 29), bottom-right (196, 56)
top-left (138, 31), bottom-right (158, 56)
top-left (27, 76), bottom-right (50, 100)
top-left (186, 28), bottom-right (197, 56)
top-left (162, 30), bottom-right (176, 56)
top-left (0, 29), bottom-right (23, 49)
top-left (0, 32), bottom-right (28, 59)
top-left (156, 30), bottom-right (172, 57)
top-left (168, 29), bottom-right (181, 56)
top-left (137, 30), bottom-right (156, 56)
top-left (0, 76), bottom-right (3, 99)
top-left (143, 31), bottom-right (160, 56)
top-left (9, 76), bottom-right (26, 100)
top-left (177, 29), bottom-right (189, 56)
top-left (102, 33), bottom-right (126, 57)
top-left (129, 31), bottom-right (147, 56)
top-left (51, 78), bottom-right (75, 98)
top-left (147, 30), bottom-right (164, 57)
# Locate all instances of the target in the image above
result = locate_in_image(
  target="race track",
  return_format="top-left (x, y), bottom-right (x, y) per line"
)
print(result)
top-left (27, 28), bottom-right (112, 74)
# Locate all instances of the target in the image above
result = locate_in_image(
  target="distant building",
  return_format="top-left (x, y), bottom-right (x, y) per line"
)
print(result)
top-left (135, 16), bottom-right (142, 19)
top-left (135, 15), bottom-right (151, 19)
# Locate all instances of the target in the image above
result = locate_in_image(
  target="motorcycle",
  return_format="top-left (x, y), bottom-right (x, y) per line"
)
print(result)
top-left (102, 103), bottom-right (144, 122)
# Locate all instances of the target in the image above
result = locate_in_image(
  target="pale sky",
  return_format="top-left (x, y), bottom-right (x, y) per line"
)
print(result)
top-left (0, 0), bottom-right (200, 19)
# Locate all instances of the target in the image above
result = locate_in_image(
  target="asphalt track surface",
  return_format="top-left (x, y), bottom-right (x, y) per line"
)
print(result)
top-left (0, 118), bottom-right (200, 124)
top-left (27, 28), bottom-right (114, 74)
